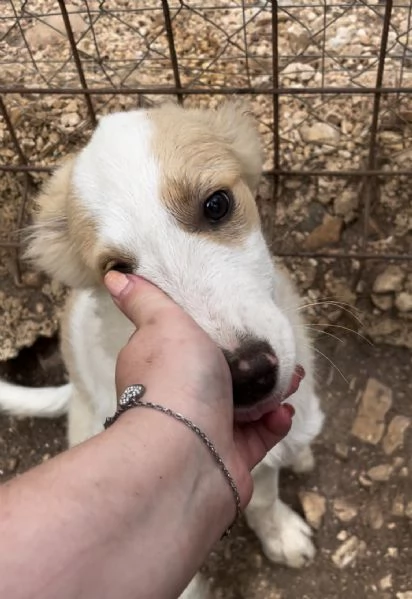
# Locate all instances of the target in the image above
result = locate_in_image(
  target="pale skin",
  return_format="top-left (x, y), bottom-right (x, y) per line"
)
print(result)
top-left (0, 272), bottom-right (293, 599)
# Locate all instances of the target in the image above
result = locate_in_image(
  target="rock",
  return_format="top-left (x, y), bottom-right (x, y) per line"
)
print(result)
top-left (332, 499), bottom-right (357, 523)
top-left (379, 574), bottom-right (393, 590)
top-left (60, 112), bottom-right (81, 130)
top-left (324, 276), bottom-right (357, 305)
top-left (351, 378), bottom-right (392, 444)
top-left (367, 464), bottom-right (393, 482)
top-left (25, 5), bottom-right (87, 49)
top-left (373, 266), bottom-right (405, 294)
top-left (334, 189), bottom-right (359, 223)
top-left (395, 292), bottom-right (412, 312)
top-left (331, 535), bottom-right (366, 569)
top-left (382, 415), bottom-right (411, 455)
top-left (371, 294), bottom-right (394, 311)
top-left (282, 62), bottom-right (315, 82)
top-left (391, 493), bottom-right (405, 517)
top-left (329, 26), bottom-right (353, 50)
top-left (405, 502), bottom-right (412, 519)
top-left (397, 593), bottom-right (412, 599)
top-left (299, 202), bottom-right (325, 232)
top-left (286, 23), bottom-right (310, 53)
top-left (335, 442), bottom-right (349, 460)
top-left (304, 215), bottom-right (343, 250)
top-left (300, 122), bottom-right (340, 145)
top-left (299, 491), bottom-right (326, 530)
top-left (365, 503), bottom-right (384, 529)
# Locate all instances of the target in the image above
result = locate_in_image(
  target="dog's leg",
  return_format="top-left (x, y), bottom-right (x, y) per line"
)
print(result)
top-left (289, 444), bottom-right (316, 474)
top-left (179, 574), bottom-right (210, 599)
top-left (245, 461), bottom-right (316, 568)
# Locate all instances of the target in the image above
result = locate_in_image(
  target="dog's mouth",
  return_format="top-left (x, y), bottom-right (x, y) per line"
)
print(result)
top-left (233, 365), bottom-right (305, 423)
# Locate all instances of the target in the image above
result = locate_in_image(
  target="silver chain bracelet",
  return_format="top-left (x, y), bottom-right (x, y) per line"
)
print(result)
top-left (104, 384), bottom-right (241, 538)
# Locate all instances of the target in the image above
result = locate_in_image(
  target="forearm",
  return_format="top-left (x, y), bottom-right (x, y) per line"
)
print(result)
top-left (0, 407), bottom-right (233, 599)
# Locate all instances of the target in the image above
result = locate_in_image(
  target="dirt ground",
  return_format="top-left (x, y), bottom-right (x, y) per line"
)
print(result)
top-left (0, 332), bottom-right (411, 599)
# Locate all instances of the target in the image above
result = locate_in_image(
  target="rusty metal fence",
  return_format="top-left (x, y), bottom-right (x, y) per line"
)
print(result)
top-left (1, 0), bottom-right (412, 276)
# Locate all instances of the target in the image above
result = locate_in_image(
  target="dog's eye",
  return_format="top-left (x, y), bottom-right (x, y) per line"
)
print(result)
top-left (112, 262), bottom-right (133, 274)
top-left (203, 190), bottom-right (232, 222)
top-left (104, 260), bottom-right (134, 275)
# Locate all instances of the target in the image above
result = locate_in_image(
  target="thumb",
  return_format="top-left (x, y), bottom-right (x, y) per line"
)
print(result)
top-left (104, 271), bottom-right (173, 329)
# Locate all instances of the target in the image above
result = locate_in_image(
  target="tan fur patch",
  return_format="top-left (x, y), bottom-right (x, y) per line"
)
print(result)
top-left (26, 156), bottom-right (102, 288)
top-left (149, 102), bottom-right (263, 245)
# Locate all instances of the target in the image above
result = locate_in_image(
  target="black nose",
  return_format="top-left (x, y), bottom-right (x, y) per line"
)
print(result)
top-left (224, 340), bottom-right (278, 407)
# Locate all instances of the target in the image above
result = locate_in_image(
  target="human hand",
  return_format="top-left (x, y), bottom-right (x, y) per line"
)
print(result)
top-left (104, 271), bottom-right (293, 508)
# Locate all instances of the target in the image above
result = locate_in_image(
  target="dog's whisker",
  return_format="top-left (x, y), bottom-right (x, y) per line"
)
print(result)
top-left (303, 323), bottom-right (373, 346)
top-left (293, 300), bottom-right (363, 325)
top-left (311, 345), bottom-right (349, 385)
top-left (301, 325), bottom-right (344, 345)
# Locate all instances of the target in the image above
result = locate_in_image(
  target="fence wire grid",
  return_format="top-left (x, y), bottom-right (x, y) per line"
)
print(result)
top-left (1, 0), bottom-right (412, 280)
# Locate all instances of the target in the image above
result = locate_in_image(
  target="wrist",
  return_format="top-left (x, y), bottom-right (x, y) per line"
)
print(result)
top-left (114, 399), bottom-right (236, 539)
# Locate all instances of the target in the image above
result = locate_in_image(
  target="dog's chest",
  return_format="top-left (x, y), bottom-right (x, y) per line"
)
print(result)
top-left (67, 289), bottom-right (134, 424)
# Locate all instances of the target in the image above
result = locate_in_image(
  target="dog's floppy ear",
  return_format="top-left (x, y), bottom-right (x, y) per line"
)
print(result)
top-left (212, 101), bottom-right (263, 194)
top-left (25, 156), bottom-right (97, 288)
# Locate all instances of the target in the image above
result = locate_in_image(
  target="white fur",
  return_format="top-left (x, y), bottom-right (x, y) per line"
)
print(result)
top-left (0, 108), bottom-right (325, 598)
top-left (0, 379), bottom-right (71, 417)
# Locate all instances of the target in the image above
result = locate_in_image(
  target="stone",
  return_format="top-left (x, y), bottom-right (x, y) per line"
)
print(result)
top-left (365, 503), bottom-right (384, 529)
top-left (25, 5), bottom-right (87, 49)
top-left (60, 112), bottom-right (81, 129)
top-left (371, 294), bottom-right (394, 311)
top-left (334, 189), bottom-right (359, 222)
top-left (351, 378), bottom-right (392, 444)
top-left (395, 292), bottom-right (412, 312)
top-left (379, 575), bottom-right (393, 591)
top-left (386, 547), bottom-right (399, 558)
top-left (300, 122), bottom-right (340, 145)
top-left (333, 499), bottom-right (357, 523)
top-left (405, 502), bottom-right (412, 519)
top-left (335, 442), bottom-right (349, 460)
top-left (282, 62), bottom-right (315, 82)
top-left (382, 415), bottom-right (411, 455)
top-left (329, 26), bottom-right (353, 50)
top-left (367, 464), bottom-right (393, 482)
top-left (304, 215), bottom-right (343, 251)
top-left (331, 536), bottom-right (366, 569)
top-left (299, 491), bottom-right (326, 530)
top-left (373, 266), bottom-right (405, 294)
top-left (391, 493), bottom-right (405, 517)
top-left (397, 593), bottom-right (412, 599)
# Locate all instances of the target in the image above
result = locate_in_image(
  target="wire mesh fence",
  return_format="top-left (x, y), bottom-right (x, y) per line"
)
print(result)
top-left (1, 0), bottom-right (412, 282)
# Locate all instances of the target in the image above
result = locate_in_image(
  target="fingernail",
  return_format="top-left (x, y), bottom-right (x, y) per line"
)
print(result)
top-left (283, 403), bottom-right (295, 417)
top-left (104, 271), bottom-right (132, 298)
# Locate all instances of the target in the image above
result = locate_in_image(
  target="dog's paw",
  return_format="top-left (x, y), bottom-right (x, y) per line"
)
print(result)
top-left (260, 501), bottom-right (316, 568)
top-left (290, 445), bottom-right (315, 474)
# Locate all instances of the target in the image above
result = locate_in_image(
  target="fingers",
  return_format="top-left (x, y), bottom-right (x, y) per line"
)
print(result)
top-left (104, 271), bottom-right (175, 329)
top-left (235, 404), bottom-right (294, 471)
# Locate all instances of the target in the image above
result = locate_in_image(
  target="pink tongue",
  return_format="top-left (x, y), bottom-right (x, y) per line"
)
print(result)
top-left (284, 365), bottom-right (305, 399)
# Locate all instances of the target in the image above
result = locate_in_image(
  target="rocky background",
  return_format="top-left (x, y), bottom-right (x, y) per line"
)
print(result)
top-left (1, 0), bottom-right (411, 360)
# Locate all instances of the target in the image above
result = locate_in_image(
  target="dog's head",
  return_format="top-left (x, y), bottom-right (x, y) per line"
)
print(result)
top-left (27, 102), bottom-right (303, 421)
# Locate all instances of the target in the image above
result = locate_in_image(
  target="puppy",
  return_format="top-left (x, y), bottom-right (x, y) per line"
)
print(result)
top-left (0, 102), bottom-right (324, 598)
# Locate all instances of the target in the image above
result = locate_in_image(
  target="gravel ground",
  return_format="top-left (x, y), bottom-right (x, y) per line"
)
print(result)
top-left (0, 333), bottom-right (411, 599)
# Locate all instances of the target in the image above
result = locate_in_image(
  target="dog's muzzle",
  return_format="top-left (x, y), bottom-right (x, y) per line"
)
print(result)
top-left (224, 339), bottom-right (305, 423)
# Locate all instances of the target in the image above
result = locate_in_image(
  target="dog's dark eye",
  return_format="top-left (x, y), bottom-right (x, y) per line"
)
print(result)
top-left (203, 190), bottom-right (232, 222)
top-left (112, 262), bottom-right (133, 274)
top-left (104, 260), bottom-right (134, 275)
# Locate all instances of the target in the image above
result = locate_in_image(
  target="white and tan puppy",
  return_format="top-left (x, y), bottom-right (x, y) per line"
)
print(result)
top-left (0, 102), bottom-right (324, 598)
